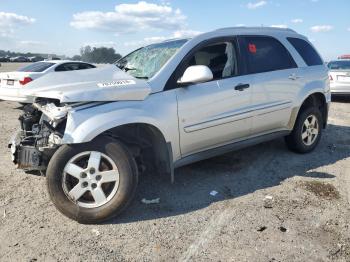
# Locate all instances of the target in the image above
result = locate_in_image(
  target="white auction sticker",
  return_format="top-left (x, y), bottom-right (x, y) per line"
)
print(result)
top-left (97, 80), bottom-right (136, 88)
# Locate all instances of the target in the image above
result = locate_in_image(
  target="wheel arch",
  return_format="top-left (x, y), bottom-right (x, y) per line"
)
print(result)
top-left (101, 123), bottom-right (174, 182)
top-left (293, 92), bottom-right (328, 129)
top-left (61, 107), bottom-right (179, 182)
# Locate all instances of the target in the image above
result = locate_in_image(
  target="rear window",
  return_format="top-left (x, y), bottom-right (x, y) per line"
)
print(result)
top-left (17, 62), bottom-right (55, 72)
top-left (327, 60), bottom-right (350, 70)
top-left (287, 37), bottom-right (323, 66)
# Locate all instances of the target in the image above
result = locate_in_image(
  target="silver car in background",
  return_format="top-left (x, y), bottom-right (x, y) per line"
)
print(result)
top-left (328, 60), bottom-right (350, 95)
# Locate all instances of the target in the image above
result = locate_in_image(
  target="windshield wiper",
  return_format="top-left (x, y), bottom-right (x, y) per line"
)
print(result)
top-left (134, 76), bottom-right (149, 80)
top-left (117, 65), bottom-right (148, 79)
top-left (116, 64), bottom-right (137, 72)
top-left (124, 67), bottom-right (137, 72)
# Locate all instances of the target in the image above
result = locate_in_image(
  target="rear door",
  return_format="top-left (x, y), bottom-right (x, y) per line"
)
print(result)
top-left (175, 38), bottom-right (253, 156)
top-left (239, 36), bottom-right (301, 135)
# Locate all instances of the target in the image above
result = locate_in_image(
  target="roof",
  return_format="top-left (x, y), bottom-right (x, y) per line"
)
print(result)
top-left (215, 26), bottom-right (297, 34)
top-left (159, 27), bottom-right (299, 44)
top-left (43, 60), bottom-right (91, 64)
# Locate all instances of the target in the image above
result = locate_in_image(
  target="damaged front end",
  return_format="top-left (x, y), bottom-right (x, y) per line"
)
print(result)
top-left (9, 98), bottom-right (69, 173)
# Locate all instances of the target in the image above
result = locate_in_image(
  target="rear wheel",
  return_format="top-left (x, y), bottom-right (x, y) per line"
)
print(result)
top-left (285, 107), bottom-right (323, 153)
top-left (46, 137), bottom-right (138, 224)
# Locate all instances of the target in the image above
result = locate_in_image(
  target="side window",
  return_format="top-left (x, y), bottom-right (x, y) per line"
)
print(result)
top-left (287, 37), bottom-right (323, 66)
top-left (242, 36), bottom-right (297, 74)
top-left (78, 63), bottom-right (96, 70)
top-left (55, 63), bottom-right (80, 72)
top-left (55, 64), bottom-right (67, 72)
top-left (66, 63), bottom-right (80, 71)
top-left (186, 41), bottom-right (238, 80)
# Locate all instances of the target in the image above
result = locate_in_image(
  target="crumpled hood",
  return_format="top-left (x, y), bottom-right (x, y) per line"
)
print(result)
top-left (20, 65), bottom-right (151, 103)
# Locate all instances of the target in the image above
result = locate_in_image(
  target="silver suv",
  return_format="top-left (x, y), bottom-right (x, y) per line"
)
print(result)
top-left (9, 27), bottom-right (331, 223)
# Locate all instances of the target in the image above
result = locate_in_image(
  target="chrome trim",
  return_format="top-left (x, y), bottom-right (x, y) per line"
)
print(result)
top-left (184, 101), bottom-right (292, 133)
top-left (257, 105), bottom-right (291, 116)
top-left (184, 115), bottom-right (253, 133)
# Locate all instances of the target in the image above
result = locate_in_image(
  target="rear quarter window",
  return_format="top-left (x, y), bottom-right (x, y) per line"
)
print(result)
top-left (17, 62), bottom-right (55, 72)
top-left (241, 36), bottom-right (297, 74)
top-left (287, 37), bottom-right (323, 66)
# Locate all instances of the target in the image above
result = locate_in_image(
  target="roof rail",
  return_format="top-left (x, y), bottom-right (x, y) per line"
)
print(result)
top-left (161, 38), bottom-right (191, 43)
top-left (215, 26), bottom-right (297, 33)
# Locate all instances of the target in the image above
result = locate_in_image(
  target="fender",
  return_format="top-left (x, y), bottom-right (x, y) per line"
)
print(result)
top-left (287, 79), bottom-right (330, 130)
top-left (296, 79), bottom-right (331, 106)
top-left (61, 91), bottom-right (182, 162)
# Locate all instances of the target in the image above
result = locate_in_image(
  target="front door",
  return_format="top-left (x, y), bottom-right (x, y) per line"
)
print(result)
top-left (175, 39), bottom-right (253, 157)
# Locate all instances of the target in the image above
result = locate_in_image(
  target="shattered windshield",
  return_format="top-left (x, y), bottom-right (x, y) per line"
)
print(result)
top-left (116, 39), bottom-right (188, 79)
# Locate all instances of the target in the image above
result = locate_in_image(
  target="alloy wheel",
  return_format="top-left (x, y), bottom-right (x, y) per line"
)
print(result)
top-left (301, 115), bottom-right (319, 146)
top-left (62, 151), bottom-right (120, 208)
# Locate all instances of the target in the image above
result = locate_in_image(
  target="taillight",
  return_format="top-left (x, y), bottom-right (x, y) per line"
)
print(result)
top-left (19, 77), bottom-right (33, 85)
top-left (329, 75), bottom-right (333, 81)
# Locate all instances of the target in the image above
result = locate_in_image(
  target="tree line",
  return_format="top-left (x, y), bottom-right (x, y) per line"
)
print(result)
top-left (72, 46), bottom-right (122, 64)
top-left (0, 46), bottom-right (123, 64)
top-left (0, 50), bottom-right (58, 59)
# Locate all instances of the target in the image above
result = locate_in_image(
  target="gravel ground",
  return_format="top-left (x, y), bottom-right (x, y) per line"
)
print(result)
top-left (0, 62), bottom-right (30, 72)
top-left (0, 64), bottom-right (350, 261)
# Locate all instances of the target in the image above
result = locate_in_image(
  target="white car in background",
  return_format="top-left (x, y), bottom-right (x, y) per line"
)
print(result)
top-left (0, 60), bottom-right (96, 103)
top-left (328, 60), bottom-right (350, 95)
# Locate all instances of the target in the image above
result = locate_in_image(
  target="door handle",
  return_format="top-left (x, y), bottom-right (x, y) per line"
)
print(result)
top-left (288, 74), bottom-right (301, 80)
top-left (234, 83), bottom-right (250, 91)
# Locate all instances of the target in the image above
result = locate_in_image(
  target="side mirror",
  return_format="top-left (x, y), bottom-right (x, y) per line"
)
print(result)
top-left (177, 65), bottom-right (213, 85)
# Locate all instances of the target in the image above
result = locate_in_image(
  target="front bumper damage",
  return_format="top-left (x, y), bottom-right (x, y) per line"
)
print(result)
top-left (8, 100), bottom-right (113, 171)
top-left (8, 101), bottom-right (68, 172)
top-left (8, 130), bottom-right (48, 171)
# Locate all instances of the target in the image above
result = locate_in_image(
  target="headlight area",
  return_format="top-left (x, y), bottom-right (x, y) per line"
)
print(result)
top-left (8, 98), bottom-right (69, 173)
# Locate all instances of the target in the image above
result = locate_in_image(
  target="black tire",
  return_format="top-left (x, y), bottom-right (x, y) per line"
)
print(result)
top-left (285, 106), bottom-right (323, 154)
top-left (46, 136), bottom-right (138, 224)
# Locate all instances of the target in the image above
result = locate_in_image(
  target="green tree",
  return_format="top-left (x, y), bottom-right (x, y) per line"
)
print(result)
top-left (71, 55), bottom-right (82, 61)
top-left (79, 46), bottom-right (122, 64)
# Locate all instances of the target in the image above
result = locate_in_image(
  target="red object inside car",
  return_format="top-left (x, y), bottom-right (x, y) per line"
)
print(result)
top-left (249, 44), bottom-right (257, 53)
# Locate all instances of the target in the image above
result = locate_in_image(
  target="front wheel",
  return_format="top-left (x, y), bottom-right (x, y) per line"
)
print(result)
top-left (46, 137), bottom-right (138, 224)
top-left (285, 107), bottom-right (323, 154)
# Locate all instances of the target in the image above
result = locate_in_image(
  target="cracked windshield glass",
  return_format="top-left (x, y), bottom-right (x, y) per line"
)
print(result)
top-left (116, 39), bottom-right (188, 79)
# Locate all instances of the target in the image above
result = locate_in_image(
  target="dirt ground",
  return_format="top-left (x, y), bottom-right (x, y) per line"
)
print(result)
top-left (0, 62), bottom-right (29, 72)
top-left (0, 63), bottom-right (350, 261)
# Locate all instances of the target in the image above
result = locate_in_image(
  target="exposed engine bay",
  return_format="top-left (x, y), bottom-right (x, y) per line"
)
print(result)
top-left (9, 98), bottom-right (69, 172)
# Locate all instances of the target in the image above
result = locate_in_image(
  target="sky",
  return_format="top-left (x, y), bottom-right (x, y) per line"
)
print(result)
top-left (0, 0), bottom-right (349, 60)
